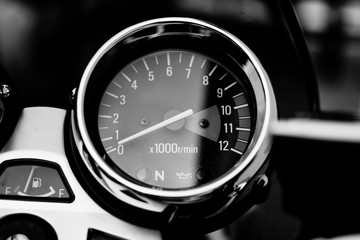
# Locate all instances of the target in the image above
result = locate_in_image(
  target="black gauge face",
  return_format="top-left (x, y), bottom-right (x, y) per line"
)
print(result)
top-left (97, 49), bottom-right (254, 190)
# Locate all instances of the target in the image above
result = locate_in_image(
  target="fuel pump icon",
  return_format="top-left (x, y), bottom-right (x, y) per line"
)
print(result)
top-left (32, 177), bottom-right (42, 188)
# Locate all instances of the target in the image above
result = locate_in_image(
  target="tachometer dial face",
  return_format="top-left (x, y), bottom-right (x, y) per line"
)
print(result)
top-left (97, 49), bottom-right (254, 190)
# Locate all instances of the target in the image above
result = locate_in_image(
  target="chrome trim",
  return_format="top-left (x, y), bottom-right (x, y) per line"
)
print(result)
top-left (75, 17), bottom-right (277, 201)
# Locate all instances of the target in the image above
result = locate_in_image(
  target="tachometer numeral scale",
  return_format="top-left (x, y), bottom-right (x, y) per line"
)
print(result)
top-left (98, 50), bottom-right (253, 189)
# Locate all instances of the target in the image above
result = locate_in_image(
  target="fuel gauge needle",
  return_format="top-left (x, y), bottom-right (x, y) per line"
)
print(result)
top-left (117, 109), bottom-right (194, 145)
top-left (23, 166), bottom-right (37, 194)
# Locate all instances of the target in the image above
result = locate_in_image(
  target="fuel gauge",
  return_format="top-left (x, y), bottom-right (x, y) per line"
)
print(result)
top-left (0, 160), bottom-right (73, 202)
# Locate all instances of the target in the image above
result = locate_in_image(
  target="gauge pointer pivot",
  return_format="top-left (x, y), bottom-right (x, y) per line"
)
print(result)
top-left (117, 109), bottom-right (194, 145)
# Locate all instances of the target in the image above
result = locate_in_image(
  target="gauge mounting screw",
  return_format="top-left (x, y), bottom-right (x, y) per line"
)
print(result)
top-left (199, 119), bottom-right (209, 128)
top-left (0, 84), bottom-right (11, 98)
top-left (253, 174), bottom-right (271, 204)
top-left (140, 118), bottom-right (150, 127)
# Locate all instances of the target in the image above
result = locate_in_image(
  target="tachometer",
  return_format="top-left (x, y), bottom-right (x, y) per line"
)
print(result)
top-left (72, 17), bottom-right (277, 232)
top-left (98, 50), bottom-right (253, 189)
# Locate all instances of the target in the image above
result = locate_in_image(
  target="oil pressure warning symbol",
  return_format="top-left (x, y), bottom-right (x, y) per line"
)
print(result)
top-left (0, 163), bottom-right (72, 201)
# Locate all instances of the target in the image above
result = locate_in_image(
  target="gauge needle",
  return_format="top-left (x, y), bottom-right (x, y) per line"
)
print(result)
top-left (23, 166), bottom-right (37, 193)
top-left (117, 109), bottom-right (194, 145)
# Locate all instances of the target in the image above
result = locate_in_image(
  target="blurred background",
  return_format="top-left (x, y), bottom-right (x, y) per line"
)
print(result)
top-left (294, 0), bottom-right (360, 114)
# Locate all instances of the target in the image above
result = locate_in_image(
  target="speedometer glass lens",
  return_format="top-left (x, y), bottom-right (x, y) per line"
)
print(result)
top-left (97, 49), bottom-right (254, 190)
